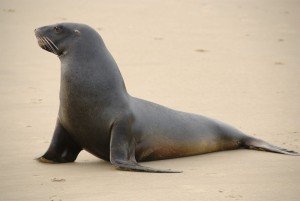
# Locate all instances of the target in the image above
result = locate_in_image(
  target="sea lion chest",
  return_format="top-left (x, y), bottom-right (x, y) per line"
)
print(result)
top-left (58, 64), bottom-right (114, 158)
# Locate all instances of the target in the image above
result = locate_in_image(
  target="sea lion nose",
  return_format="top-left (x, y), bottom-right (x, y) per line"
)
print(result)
top-left (34, 27), bottom-right (42, 36)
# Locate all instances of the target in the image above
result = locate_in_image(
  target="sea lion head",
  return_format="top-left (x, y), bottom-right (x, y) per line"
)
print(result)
top-left (34, 23), bottom-right (98, 57)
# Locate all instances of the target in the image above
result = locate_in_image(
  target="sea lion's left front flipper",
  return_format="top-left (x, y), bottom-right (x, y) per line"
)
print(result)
top-left (37, 120), bottom-right (82, 163)
top-left (109, 116), bottom-right (182, 173)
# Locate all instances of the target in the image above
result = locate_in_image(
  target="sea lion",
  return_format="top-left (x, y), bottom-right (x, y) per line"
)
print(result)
top-left (34, 23), bottom-right (299, 173)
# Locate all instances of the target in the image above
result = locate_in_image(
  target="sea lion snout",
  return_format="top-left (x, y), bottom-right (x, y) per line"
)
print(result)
top-left (34, 26), bottom-right (48, 37)
top-left (34, 25), bottom-right (62, 56)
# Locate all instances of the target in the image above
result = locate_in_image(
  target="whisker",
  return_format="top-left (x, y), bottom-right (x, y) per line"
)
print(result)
top-left (42, 37), bottom-right (54, 52)
top-left (40, 37), bottom-right (50, 50)
top-left (38, 37), bottom-right (46, 47)
top-left (43, 37), bottom-right (57, 55)
top-left (45, 36), bottom-right (59, 51)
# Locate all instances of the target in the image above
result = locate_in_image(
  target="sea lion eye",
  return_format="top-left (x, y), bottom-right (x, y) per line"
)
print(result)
top-left (54, 26), bottom-right (62, 33)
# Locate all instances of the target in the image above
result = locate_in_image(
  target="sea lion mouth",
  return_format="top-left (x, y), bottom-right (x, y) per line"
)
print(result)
top-left (36, 36), bottom-right (62, 56)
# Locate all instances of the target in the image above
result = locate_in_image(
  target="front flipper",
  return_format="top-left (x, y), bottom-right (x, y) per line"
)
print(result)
top-left (110, 115), bottom-right (182, 173)
top-left (37, 120), bottom-right (82, 163)
top-left (112, 159), bottom-right (182, 173)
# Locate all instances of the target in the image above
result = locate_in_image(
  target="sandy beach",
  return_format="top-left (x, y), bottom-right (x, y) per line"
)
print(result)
top-left (0, 0), bottom-right (299, 200)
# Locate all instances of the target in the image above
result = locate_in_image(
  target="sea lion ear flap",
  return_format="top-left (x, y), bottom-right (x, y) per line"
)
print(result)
top-left (74, 29), bottom-right (81, 36)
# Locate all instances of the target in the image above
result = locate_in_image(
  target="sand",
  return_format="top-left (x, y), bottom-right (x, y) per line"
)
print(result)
top-left (0, 0), bottom-right (299, 200)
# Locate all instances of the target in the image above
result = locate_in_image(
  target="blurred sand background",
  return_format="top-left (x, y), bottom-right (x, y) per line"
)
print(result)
top-left (0, 0), bottom-right (300, 200)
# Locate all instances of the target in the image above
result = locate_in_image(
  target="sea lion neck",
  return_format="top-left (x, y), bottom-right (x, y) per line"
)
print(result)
top-left (58, 33), bottom-right (128, 104)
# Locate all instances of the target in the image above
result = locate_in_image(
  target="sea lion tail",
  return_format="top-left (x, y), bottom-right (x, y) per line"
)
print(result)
top-left (242, 137), bottom-right (299, 156)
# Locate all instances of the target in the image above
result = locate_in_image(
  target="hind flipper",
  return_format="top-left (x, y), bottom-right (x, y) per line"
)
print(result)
top-left (244, 137), bottom-right (299, 156)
